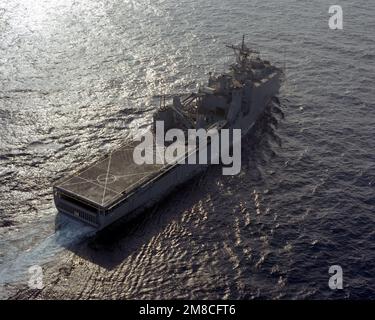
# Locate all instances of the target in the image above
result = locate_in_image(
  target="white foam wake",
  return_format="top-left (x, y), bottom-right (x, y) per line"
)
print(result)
top-left (0, 215), bottom-right (94, 299)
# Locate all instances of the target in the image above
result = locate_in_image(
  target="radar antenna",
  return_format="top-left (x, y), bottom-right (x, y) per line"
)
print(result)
top-left (225, 35), bottom-right (259, 65)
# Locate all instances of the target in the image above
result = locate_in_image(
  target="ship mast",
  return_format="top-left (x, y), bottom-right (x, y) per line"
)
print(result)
top-left (226, 35), bottom-right (259, 67)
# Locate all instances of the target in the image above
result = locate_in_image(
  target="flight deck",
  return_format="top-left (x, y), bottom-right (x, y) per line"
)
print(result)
top-left (54, 140), bottom-right (166, 210)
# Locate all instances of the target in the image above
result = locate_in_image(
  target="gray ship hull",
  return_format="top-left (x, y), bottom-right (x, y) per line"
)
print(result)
top-left (54, 73), bottom-right (279, 230)
top-left (53, 38), bottom-right (282, 230)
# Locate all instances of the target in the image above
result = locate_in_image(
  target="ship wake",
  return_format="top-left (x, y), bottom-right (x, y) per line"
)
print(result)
top-left (0, 214), bottom-right (94, 299)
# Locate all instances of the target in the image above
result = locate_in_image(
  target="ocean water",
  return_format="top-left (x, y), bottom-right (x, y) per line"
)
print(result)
top-left (0, 0), bottom-right (374, 299)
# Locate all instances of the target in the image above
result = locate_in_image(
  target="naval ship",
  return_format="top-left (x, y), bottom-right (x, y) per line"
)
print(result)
top-left (53, 37), bottom-right (283, 230)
